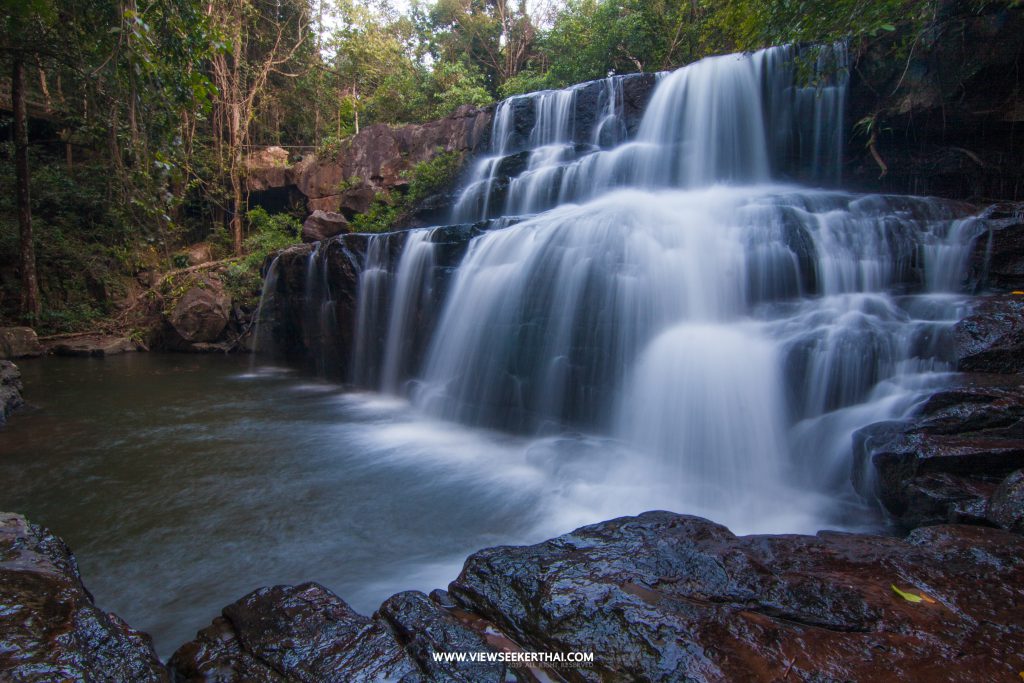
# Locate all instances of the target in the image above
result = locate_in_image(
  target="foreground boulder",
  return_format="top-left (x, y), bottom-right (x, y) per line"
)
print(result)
top-left (0, 513), bottom-right (167, 681)
top-left (0, 361), bottom-right (23, 424)
top-left (448, 512), bottom-right (1024, 682)
top-left (169, 512), bottom-right (1024, 682)
top-left (169, 584), bottom-right (505, 682)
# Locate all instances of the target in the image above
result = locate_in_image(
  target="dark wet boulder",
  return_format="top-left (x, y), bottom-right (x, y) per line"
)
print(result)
top-left (987, 469), bottom-right (1024, 532)
top-left (169, 584), bottom-right (506, 682)
top-left (967, 203), bottom-right (1024, 291)
top-left (0, 512), bottom-right (167, 682)
top-left (447, 511), bottom-right (1024, 682)
top-left (0, 361), bottom-right (23, 425)
top-left (854, 374), bottom-right (1024, 528)
top-left (954, 294), bottom-right (1024, 373)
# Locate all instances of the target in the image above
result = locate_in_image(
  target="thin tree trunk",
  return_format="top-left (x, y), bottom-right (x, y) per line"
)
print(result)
top-left (13, 57), bottom-right (40, 320)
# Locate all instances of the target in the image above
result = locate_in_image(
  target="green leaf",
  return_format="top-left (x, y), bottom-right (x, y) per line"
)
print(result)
top-left (880, 23), bottom-right (896, 31)
top-left (891, 584), bottom-right (922, 603)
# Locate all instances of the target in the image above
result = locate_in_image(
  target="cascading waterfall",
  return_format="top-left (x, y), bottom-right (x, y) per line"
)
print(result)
top-left (269, 43), bottom-right (988, 531)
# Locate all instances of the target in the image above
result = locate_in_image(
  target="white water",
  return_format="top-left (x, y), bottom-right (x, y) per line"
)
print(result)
top-left (275, 45), bottom-right (987, 535)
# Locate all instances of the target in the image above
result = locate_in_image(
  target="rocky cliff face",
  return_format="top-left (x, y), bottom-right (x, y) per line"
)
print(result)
top-left (846, 2), bottom-right (1024, 200)
top-left (246, 106), bottom-right (492, 232)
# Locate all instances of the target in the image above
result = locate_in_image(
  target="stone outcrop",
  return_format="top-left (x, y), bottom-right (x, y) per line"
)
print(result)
top-left (846, 2), bottom-right (1024, 200)
top-left (260, 224), bottom-right (479, 377)
top-left (43, 334), bottom-right (141, 357)
top-left (165, 512), bottom-right (1024, 682)
top-left (0, 360), bottom-right (23, 425)
top-left (301, 209), bottom-right (350, 243)
top-left (988, 469), bottom-right (1024, 532)
top-left (243, 107), bottom-right (491, 225)
top-left (854, 373), bottom-right (1024, 529)
top-left (966, 203), bottom-right (1024, 291)
top-left (245, 146), bottom-right (293, 192)
top-left (169, 585), bottom-right (504, 682)
top-left (0, 327), bottom-right (42, 359)
top-left (954, 294), bottom-right (1024, 373)
top-left (856, 267), bottom-right (1024, 529)
top-left (0, 512), bottom-right (167, 682)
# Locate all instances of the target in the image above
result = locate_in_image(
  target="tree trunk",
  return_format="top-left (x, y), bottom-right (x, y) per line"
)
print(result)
top-left (13, 56), bottom-right (40, 320)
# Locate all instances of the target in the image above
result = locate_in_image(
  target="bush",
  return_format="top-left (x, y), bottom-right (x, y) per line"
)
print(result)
top-left (350, 151), bottom-right (464, 233)
top-left (222, 207), bottom-right (301, 305)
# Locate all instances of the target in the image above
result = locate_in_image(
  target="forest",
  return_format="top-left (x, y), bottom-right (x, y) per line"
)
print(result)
top-left (0, 0), bottom-right (955, 334)
top-left (3, 0), bottom-right (1024, 678)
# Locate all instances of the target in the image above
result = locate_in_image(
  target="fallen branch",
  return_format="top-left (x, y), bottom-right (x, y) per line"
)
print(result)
top-left (868, 131), bottom-right (888, 179)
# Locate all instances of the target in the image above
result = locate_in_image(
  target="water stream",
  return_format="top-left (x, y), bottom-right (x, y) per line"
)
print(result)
top-left (1, 44), bottom-right (989, 660)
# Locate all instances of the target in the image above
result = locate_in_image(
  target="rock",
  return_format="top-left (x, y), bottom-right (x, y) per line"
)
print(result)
top-left (967, 203), bottom-right (1024, 291)
top-left (169, 584), bottom-right (505, 682)
top-left (302, 210), bottom-right (350, 243)
top-left (0, 326), bottom-right (42, 359)
top-left (183, 242), bottom-right (214, 266)
top-left (246, 146), bottom-right (293, 192)
top-left (292, 107), bottom-right (490, 221)
top-left (167, 276), bottom-right (232, 344)
top-left (0, 361), bottom-right (23, 425)
top-left (854, 374), bottom-right (1024, 528)
top-left (0, 512), bottom-right (167, 682)
top-left (845, 3), bottom-right (1024, 200)
top-left (988, 469), bottom-right (1024, 532)
top-left (448, 511), bottom-right (1024, 682)
top-left (954, 294), bottom-right (1024, 373)
top-left (44, 334), bottom-right (141, 357)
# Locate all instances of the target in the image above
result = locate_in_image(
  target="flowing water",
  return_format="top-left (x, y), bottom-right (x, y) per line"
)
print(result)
top-left (1, 45), bottom-right (990, 660)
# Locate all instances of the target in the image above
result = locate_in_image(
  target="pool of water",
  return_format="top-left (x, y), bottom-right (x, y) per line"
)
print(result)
top-left (0, 353), bottom-right (877, 658)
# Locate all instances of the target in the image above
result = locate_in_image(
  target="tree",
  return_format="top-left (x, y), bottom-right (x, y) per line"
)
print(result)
top-left (2, 0), bottom-right (55, 320)
top-left (206, 0), bottom-right (309, 255)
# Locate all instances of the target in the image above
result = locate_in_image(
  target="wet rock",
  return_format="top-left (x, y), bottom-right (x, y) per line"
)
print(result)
top-left (0, 326), bottom-right (42, 359)
top-left (0, 360), bottom-right (23, 425)
top-left (169, 584), bottom-right (505, 682)
top-left (44, 334), bottom-right (141, 357)
top-left (967, 203), bottom-right (1024, 291)
top-left (302, 210), bottom-right (350, 243)
top-left (448, 511), bottom-right (1024, 682)
top-left (846, 3), bottom-right (1024, 200)
top-left (854, 374), bottom-right (1024, 528)
top-left (167, 276), bottom-right (232, 345)
top-left (987, 469), bottom-right (1024, 532)
top-left (0, 512), bottom-right (167, 682)
top-left (954, 294), bottom-right (1024, 373)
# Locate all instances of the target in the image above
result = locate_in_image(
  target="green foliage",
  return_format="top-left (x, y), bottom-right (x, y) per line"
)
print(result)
top-left (499, 70), bottom-right (551, 98)
top-left (351, 151), bottom-right (464, 233)
top-left (222, 208), bottom-right (302, 304)
top-left (427, 60), bottom-right (493, 118)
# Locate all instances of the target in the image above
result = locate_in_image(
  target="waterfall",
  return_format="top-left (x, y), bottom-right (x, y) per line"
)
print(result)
top-left (263, 43), bottom-right (989, 529)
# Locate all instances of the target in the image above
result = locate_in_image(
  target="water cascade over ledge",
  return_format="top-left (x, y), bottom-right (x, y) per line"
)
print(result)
top-left (260, 44), bottom-right (987, 534)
